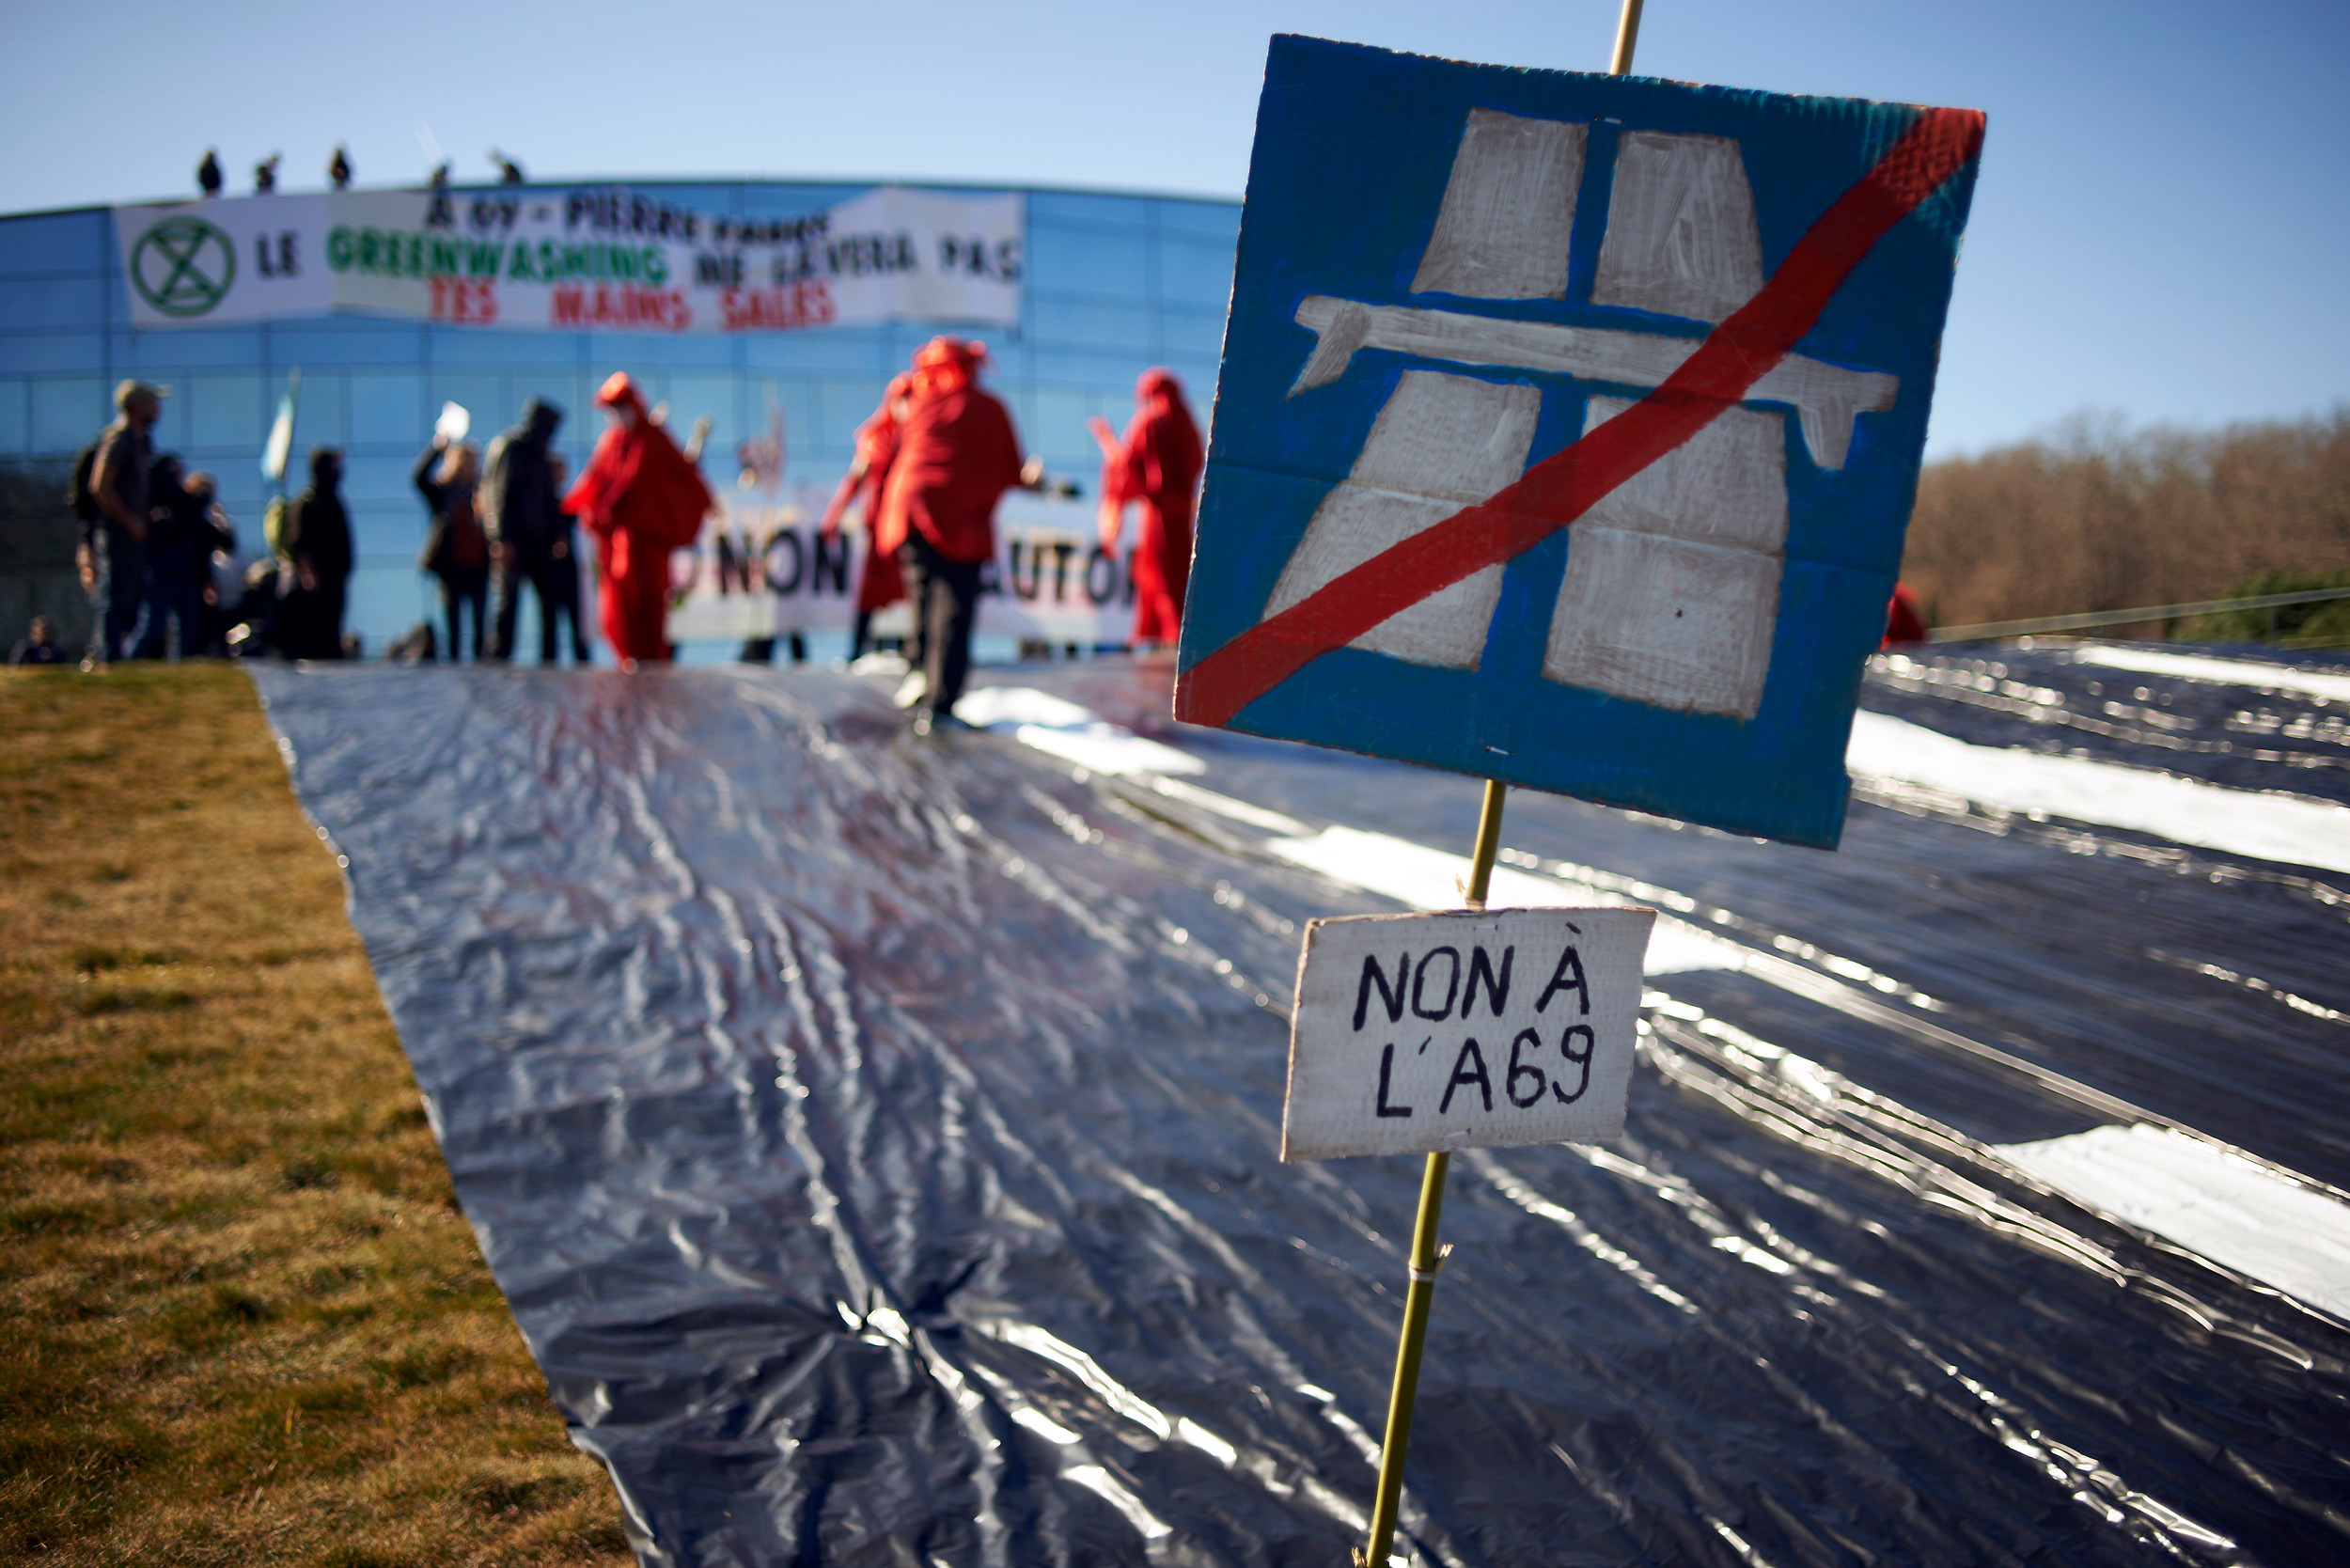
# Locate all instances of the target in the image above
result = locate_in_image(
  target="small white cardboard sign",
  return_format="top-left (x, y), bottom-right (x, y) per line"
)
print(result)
top-left (1282, 907), bottom-right (1653, 1161)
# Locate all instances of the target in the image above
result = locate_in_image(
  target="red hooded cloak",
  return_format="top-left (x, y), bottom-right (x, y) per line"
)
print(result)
top-left (1096, 368), bottom-right (1204, 645)
top-left (820, 373), bottom-right (912, 615)
top-left (564, 373), bottom-right (715, 665)
top-left (880, 338), bottom-right (1024, 566)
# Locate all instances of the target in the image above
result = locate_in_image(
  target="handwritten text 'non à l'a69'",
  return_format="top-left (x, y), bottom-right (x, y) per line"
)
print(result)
top-left (1282, 907), bottom-right (1653, 1162)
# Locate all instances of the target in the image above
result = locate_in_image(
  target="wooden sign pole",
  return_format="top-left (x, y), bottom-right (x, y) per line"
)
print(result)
top-left (1610, 0), bottom-right (1646, 75)
top-left (1356, 778), bottom-right (1505, 1567)
top-left (1355, 8), bottom-right (1643, 1561)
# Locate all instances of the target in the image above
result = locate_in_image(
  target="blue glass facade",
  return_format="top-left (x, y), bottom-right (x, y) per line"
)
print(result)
top-left (0, 180), bottom-right (1237, 653)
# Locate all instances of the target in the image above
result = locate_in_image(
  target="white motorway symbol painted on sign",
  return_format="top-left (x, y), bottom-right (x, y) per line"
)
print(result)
top-left (1282, 907), bottom-right (1654, 1161)
top-left (1266, 112), bottom-right (1900, 721)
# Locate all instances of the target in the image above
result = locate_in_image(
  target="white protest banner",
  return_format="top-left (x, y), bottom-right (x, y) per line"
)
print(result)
top-left (115, 196), bottom-right (332, 326)
top-left (667, 490), bottom-right (1142, 646)
top-left (1281, 906), bottom-right (1653, 1161)
top-left (114, 185), bottom-right (1023, 334)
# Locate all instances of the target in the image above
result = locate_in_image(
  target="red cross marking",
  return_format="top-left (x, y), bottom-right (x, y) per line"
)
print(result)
top-left (1175, 106), bottom-right (1986, 729)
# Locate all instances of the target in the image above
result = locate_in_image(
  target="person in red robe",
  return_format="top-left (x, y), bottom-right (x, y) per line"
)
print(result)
top-left (1883, 582), bottom-right (1929, 649)
top-left (1090, 368), bottom-right (1204, 650)
top-left (882, 337), bottom-right (1032, 732)
top-left (562, 373), bottom-right (715, 668)
top-left (819, 373), bottom-right (914, 663)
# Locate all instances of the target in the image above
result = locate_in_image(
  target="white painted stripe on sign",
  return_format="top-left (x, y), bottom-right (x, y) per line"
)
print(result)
top-left (2070, 643), bottom-right (2350, 705)
top-left (1846, 710), bottom-right (2350, 874)
top-left (1998, 1123), bottom-right (2350, 1320)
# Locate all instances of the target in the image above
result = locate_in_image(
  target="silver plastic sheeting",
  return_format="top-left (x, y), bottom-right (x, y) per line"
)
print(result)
top-left (252, 659), bottom-right (2350, 1567)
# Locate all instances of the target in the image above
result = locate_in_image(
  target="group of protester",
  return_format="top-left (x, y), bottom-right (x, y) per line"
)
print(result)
top-left (45, 371), bottom-right (699, 673)
top-left (37, 351), bottom-right (1205, 713)
top-left (58, 378), bottom-right (351, 666)
top-left (413, 374), bottom-right (715, 668)
top-left (413, 396), bottom-right (592, 665)
top-left (819, 339), bottom-right (1202, 730)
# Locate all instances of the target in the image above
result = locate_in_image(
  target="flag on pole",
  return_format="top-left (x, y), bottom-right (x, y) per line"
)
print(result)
top-left (261, 368), bottom-right (301, 486)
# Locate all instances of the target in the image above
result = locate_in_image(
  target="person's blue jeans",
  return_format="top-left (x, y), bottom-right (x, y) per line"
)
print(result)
top-left (91, 528), bottom-right (148, 663)
top-left (133, 572), bottom-right (206, 660)
top-left (440, 570), bottom-right (489, 661)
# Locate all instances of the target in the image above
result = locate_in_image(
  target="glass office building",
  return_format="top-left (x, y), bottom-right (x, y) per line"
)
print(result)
top-left (0, 180), bottom-right (1238, 655)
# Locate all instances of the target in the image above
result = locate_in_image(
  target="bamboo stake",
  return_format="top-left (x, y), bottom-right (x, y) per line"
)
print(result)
top-left (1356, 781), bottom-right (1505, 1567)
top-left (1355, 1), bottom-right (1643, 1554)
top-left (1610, 0), bottom-right (1646, 76)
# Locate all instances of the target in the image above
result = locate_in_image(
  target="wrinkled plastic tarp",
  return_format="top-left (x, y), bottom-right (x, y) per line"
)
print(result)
top-left (253, 652), bottom-right (2350, 1567)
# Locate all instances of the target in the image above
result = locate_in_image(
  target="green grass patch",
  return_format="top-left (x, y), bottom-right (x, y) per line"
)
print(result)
top-left (0, 665), bottom-right (628, 1564)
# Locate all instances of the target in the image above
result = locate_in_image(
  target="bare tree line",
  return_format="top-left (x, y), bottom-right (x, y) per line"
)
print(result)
top-left (1899, 408), bottom-right (2350, 633)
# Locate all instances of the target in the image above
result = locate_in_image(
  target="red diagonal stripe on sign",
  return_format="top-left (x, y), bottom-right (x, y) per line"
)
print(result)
top-left (1175, 105), bottom-right (1985, 729)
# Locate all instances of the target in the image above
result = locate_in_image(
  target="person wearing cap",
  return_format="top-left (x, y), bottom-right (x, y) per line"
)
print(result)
top-left (881, 337), bottom-right (1038, 732)
top-left (562, 373), bottom-right (715, 667)
top-left (85, 380), bottom-right (164, 663)
top-left (1089, 368), bottom-right (1205, 651)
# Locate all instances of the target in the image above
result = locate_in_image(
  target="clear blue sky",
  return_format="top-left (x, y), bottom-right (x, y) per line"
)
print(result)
top-left (6, 0), bottom-right (2343, 457)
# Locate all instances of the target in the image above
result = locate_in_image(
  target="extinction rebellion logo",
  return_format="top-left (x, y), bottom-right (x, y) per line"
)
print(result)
top-left (131, 217), bottom-right (235, 318)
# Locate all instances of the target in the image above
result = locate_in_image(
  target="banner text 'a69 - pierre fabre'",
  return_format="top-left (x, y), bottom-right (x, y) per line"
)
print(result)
top-left (112, 185), bottom-right (1023, 335)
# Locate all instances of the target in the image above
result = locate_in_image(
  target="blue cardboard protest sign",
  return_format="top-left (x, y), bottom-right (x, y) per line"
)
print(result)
top-left (1175, 36), bottom-right (1984, 848)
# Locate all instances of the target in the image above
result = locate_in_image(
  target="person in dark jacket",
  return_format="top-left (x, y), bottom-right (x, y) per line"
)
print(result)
top-left (480, 399), bottom-right (566, 662)
top-left (415, 437), bottom-right (489, 661)
top-left (133, 456), bottom-right (232, 659)
top-left (184, 471), bottom-right (243, 657)
top-left (281, 447), bottom-right (352, 659)
top-left (540, 451), bottom-right (592, 665)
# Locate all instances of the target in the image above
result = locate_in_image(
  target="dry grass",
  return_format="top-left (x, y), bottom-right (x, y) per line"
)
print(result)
top-left (0, 664), bottom-right (630, 1566)
top-left (1904, 408), bottom-right (2350, 634)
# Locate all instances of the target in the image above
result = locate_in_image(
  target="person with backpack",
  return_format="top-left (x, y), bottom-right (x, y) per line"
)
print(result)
top-left (414, 435), bottom-right (490, 661)
top-left (77, 380), bottom-right (164, 664)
